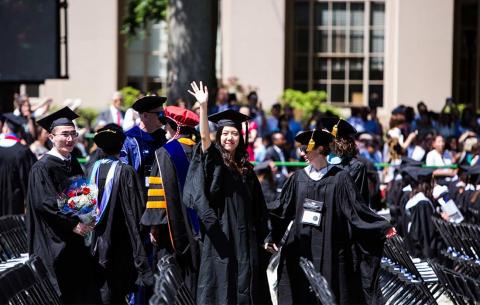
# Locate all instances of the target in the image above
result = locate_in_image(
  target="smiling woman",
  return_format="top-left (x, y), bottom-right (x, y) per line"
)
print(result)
top-left (183, 81), bottom-right (271, 305)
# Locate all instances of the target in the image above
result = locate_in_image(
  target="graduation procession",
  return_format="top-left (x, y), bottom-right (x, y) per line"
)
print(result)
top-left (3, 1), bottom-right (480, 304)
top-left (1, 79), bottom-right (480, 305)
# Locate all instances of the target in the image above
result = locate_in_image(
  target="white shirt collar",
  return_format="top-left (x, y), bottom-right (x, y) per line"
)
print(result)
top-left (47, 147), bottom-right (71, 161)
top-left (405, 192), bottom-right (431, 210)
top-left (304, 165), bottom-right (330, 181)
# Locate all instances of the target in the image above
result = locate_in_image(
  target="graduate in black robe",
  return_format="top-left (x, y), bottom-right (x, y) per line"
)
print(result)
top-left (183, 82), bottom-right (271, 305)
top-left (0, 113), bottom-right (36, 216)
top-left (402, 167), bottom-right (443, 259)
top-left (26, 107), bottom-right (101, 304)
top-left (320, 118), bottom-right (370, 205)
top-left (268, 129), bottom-right (393, 305)
top-left (140, 106), bottom-right (200, 294)
top-left (87, 124), bottom-right (153, 304)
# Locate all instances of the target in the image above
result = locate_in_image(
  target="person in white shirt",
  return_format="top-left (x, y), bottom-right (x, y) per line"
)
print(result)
top-left (425, 134), bottom-right (456, 178)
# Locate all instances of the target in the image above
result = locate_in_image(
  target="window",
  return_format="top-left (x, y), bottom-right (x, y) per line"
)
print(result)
top-left (287, 0), bottom-right (385, 106)
top-left (125, 21), bottom-right (168, 93)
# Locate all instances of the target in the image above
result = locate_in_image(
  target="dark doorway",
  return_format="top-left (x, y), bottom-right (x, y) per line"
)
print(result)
top-left (453, 0), bottom-right (479, 108)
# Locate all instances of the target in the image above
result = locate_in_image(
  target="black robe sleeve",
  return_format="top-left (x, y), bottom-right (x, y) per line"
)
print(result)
top-left (118, 165), bottom-right (153, 286)
top-left (267, 172), bottom-right (298, 244)
top-left (27, 162), bottom-right (79, 236)
top-left (140, 154), bottom-right (168, 226)
top-left (183, 144), bottom-right (229, 257)
top-left (336, 171), bottom-right (391, 303)
top-left (408, 202), bottom-right (437, 259)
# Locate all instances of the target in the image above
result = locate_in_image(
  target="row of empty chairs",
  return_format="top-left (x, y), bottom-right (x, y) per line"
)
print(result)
top-left (380, 235), bottom-right (443, 305)
top-left (0, 215), bottom-right (62, 305)
top-left (149, 255), bottom-right (194, 305)
top-left (430, 217), bottom-right (480, 304)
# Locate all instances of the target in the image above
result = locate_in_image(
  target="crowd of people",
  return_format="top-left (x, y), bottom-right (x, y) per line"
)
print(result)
top-left (0, 80), bottom-right (479, 305)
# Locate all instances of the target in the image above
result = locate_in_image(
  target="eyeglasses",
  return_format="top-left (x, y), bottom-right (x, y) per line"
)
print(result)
top-left (299, 145), bottom-right (307, 153)
top-left (53, 131), bottom-right (79, 138)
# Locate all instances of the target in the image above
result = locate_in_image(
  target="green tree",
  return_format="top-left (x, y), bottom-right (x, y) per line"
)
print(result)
top-left (121, 0), bottom-right (218, 106)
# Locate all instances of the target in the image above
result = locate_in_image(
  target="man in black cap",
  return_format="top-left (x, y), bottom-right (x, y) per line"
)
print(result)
top-left (120, 95), bottom-right (168, 194)
top-left (267, 129), bottom-right (394, 305)
top-left (26, 107), bottom-right (101, 304)
top-left (0, 113), bottom-right (36, 216)
top-left (140, 106), bottom-right (200, 295)
top-left (87, 124), bottom-right (153, 304)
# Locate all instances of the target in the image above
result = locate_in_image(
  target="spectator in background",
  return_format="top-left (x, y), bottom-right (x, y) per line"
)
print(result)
top-left (426, 134), bottom-right (456, 180)
top-left (364, 107), bottom-right (383, 136)
top-left (266, 103), bottom-right (282, 134)
top-left (347, 107), bottom-right (366, 133)
top-left (209, 87), bottom-right (234, 114)
top-left (278, 114), bottom-right (295, 148)
top-left (283, 105), bottom-right (302, 136)
top-left (264, 131), bottom-right (289, 178)
top-left (239, 106), bottom-right (258, 161)
top-left (30, 124), bottom-right (50, 159)
top-left (17, 98), bottom-right (37, 144)
top-left (95, 91), bottom-right (125, 128)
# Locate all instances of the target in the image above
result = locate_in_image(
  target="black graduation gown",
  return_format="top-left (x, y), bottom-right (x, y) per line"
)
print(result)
top-left (86, 160), bottom-right (153, 304)
top-left (340, 157), bottom-right (370, 206)
top-left (0, 141), bottom-right (36, 215)
top-left (386, 179), bottom-right (403, 232)
top-left (270, 167), bottom-right (391, 305)
top-left (26, 154), bottom-right (101, 304)
top-left (406, 197), bottom-right (441, 259)
top-left (140, 139), bottom-right (199, 294)
top-left (183, 144), bottom-right (271, 305)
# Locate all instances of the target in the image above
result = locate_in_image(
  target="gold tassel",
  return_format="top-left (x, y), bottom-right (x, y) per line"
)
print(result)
top-left (331, 119), bottom-right (340, 137)
top-left (306, 129), bottom-right (316, 152)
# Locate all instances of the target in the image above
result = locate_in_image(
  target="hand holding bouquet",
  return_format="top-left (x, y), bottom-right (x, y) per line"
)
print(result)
top-left (58, 176), bottom-right (98, 245)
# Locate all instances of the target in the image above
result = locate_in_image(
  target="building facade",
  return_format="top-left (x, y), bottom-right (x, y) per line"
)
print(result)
top-left (34, 0), bottom-right (476, 117)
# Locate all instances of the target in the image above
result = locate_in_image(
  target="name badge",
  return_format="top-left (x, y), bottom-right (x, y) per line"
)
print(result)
top-left (301, 198), bottom-right (324, 227)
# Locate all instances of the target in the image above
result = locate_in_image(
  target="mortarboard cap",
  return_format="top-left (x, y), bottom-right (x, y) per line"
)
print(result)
top-left (401, 166), bottom-right (434, 183)
top-left (401, 156), bottom-right (423, 168)
top-left (165, 106), bottom-right (199, 127)
top-left (37, 107), bottom-right (78, 132)
top-left (132, 96), bottom-right (167, 113)
top-left (94, 123), bottom-right (126, 153)
top-left (320, 118), bottom-right (357, 138)
top-left (2, 113), bottom-right (27, 128)
top-left (208, 109), bottom-right (251, 127)
top-left (459, 164), bottom-right (480, 176)
top-left (295, 129), bottom-right (334, 149)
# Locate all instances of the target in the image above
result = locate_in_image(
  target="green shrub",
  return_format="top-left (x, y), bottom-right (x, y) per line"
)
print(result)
top-left (280, 89), bottom-right (341, 121)
top-left (120, 86), bottom-right (142, 109)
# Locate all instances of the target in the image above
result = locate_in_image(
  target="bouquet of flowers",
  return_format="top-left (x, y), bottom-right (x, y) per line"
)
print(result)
top-left (58, 176), bottom-right (98, 245)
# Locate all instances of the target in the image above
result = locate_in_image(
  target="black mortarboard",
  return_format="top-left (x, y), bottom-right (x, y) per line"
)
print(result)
top-left (320, 118), bottom-right (357, 138)
top-left (37, 107), bottom-right (78, 132)
top-left (132, 96), bottom-right (167, 113)
top-left (460, 165), bottom-right (480, 176)
top-left (401, 166), bottom-right (434, 183)
top-left (295, 129), bottom-right (334, 150)
top-left (94, 123), bottom-right (126, 153)
top-left (2, 113), bottom-right (27, 128)
top-left (254, 161), bottom-right (271, 174)
top-left (401, 156), bottom-right (423, 168)
top-left (208, 109), bottom-right (251, 127)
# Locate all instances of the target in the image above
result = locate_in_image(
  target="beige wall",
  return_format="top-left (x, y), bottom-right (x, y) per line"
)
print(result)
top-left (39, 0), bottom-right (119, 110)
top-left (221, 0), bottom-right (285, 107)
top-left (383, 0), bottom-right (454, 117)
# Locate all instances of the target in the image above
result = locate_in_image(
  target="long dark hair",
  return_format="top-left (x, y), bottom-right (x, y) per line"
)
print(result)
top-left (215, 125), bottom-right (252, 175)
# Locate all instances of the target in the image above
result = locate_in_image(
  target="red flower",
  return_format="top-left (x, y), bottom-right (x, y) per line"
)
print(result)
top-left (68, 191), bottom-right (76, 198)
top-left (92, 199), bottom-right (97, 205)
top-left (68, 200), bottom-right (75, 209)
top-left (83, 187), bottom-right (90, 195)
